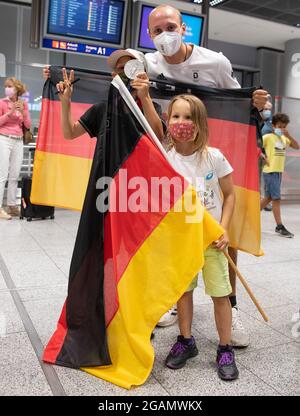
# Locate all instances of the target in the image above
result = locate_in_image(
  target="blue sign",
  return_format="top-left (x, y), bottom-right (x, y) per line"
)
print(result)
top-left (42, 38), bottom-right (118, 57)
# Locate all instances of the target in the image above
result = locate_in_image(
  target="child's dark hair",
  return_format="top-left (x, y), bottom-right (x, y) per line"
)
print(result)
top-left (272, 113), bottom-right (290, 125)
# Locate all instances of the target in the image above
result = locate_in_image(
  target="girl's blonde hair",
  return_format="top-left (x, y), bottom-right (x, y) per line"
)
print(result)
top-left (4, 77), bottom-right (27, 97)
top-left (166, 94), bottom-right (209, 154)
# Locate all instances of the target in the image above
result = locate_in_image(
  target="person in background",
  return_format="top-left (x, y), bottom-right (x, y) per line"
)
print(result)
top-left (146, 4), bottom-right (269, 347)
top-left (0, 77), bottom-right (31, 220)
top-left (261, 101), bottom-right (273, 136)
top-left (260, 113), bottom-right (299, 237)
top-left (260, 100), bottom-right (273, 211)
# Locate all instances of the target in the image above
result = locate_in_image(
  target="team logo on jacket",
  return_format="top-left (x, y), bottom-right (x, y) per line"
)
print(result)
top-left (157, 73), bottom-right (167, 80)
top-left (192, 71), bottom-right (200, 80)
top-left (205, 171), bottom-right (214, 180)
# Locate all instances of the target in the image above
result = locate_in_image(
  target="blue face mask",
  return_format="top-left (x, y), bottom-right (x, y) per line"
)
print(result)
top-left (274, 128), bottom-right (283, 137)
top-left (262, 110), bottom-right (271, 119)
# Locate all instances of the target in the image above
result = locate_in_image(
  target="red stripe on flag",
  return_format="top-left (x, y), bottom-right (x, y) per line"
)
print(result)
top-left (103, 134), bottom-right (188, 326)
top-left (37, 99), bottom-right (96, 159)
top-left (43, 301), bottom-right (67, 364)
top-left (208, 119), bottom-right (259, 192)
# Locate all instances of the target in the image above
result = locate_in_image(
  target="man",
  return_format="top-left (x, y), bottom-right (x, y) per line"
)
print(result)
top-left (43, 49), bottom-right (163, 141)
top-left (261, 101), bottom-right (273, 136)
top-left (147, 4), bottom-right (268, 348)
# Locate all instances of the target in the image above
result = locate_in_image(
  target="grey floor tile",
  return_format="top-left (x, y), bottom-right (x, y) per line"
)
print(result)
top-left (2, 250), bottom-right (59, 274)
top-left (23, 298), bottom-right (66, 346)
top-left (0, 292), bottom-right (25, 335)
top-left (55, 366), bottom-right (169, 396)
top-left (17, 284), bottom-right (67, 303)
top-left (0, 270), bottom-right (7, 290)
top-left (4, 266), bottom-right (67, 289)
top-left (247, 303), bottom-right (300, 343)
top-left (0, 332), bottom-right (52, 396)
top-left (237, 281), bottom-right (295, 308)
top-left (237, 342), bottom-right (300, 395)
top-left (49, 255), bottom-right (71, 276)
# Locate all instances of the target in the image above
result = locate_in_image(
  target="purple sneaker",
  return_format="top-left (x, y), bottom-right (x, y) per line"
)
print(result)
top-left (216, 345), bottom-right (239, 381)
top-left (165, 335), bottom-right (198, 369)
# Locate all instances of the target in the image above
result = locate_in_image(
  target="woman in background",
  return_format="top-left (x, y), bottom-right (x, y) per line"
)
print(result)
top-left (0, 77), bottom-right (31, 219)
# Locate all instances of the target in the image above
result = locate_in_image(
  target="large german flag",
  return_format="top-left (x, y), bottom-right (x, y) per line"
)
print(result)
top-left (43, 76), bottom-right (223, 389)
top-left (32, 71), bottom-right (262, 256)
top-left (151, 83), bottom-right (262, 256)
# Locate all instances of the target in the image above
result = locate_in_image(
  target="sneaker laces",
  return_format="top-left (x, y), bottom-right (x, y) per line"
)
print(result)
top-left (170, 341), bottom-right (188, 356)
top-left (218, 351), bottom-right (234, 366)
top-left (169, 306), bottom-right (177, 316)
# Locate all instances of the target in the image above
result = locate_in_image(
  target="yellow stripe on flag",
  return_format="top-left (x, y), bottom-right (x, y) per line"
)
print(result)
top-left (229, 186), bottom-right (263, 256)
top-left (31, 150), bottom-right (92, 211)
top-left (82, 185), bottom-right (223, 389)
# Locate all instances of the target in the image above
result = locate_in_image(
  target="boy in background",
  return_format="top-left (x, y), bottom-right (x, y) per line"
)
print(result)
top-left (260, 113), bottom-right (299, 237)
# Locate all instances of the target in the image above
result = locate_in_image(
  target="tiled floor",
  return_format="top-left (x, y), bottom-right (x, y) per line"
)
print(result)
top-left (0, 205), bottom-right (299, 396)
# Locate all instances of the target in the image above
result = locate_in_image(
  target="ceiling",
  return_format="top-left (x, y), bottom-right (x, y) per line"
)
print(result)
top-left (216, 0), bottom-right (300, 27)
top-left (208, 6), bottom-right (300, 49)
top-left (9, 0), bottom-right (300, 50)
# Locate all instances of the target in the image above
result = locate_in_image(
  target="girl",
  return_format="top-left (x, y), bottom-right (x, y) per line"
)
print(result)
top-left (163, 94), bottom-right (238, 381)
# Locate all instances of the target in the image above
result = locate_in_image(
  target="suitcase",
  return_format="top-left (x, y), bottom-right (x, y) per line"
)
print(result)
top-left (20, 177), bottom-right (55, 222)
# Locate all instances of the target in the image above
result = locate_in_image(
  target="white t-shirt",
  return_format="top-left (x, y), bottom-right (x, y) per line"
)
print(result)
top-left (168, 147), bottom-right (233, 222)
top-left (145, 45), bottom-right (240, 89)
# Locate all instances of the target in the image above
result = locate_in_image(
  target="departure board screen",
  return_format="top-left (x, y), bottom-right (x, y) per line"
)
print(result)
top-left (47, 0), bottom-right (125, 45)
top-left (138, 4), bottom-right (205, 51)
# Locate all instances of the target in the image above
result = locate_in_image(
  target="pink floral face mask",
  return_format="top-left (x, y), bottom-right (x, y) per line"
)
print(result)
top-left (168, 122), bottom-right (195, 142)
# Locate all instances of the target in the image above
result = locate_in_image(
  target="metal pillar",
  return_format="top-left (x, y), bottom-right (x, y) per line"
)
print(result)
top-left (202, 0), bottom-right (210, 49)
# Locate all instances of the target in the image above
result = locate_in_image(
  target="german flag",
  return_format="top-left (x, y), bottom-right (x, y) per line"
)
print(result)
top-left (32, 72), bottom-right (262, 256)
top-left (43, 76), bottom-right (223, 389)
top-left (151, 83), bottom-right (262, 256)
top-left (31, 68), bottom-right (111, 211)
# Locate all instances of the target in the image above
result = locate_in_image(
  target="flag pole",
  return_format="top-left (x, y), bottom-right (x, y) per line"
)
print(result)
top-left (223, 250), bottom-right (269, 322)
top-left (111, 76), bottom-right (173, 164)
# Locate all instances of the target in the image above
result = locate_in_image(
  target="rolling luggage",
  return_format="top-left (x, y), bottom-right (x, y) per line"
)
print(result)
top-left (20, 177), bottom-right (55, 222)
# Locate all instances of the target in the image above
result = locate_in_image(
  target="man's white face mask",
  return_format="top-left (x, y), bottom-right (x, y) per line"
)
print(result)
top-left (153, 31), bottom-right (182, 56)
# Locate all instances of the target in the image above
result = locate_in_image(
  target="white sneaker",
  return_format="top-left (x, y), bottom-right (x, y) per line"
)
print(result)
top-left (157, 305), bottom-right (178, 327)
top-left (231, 307), bottom-right (250, 347)
top-left (0, 208), bottom-right (12, 220)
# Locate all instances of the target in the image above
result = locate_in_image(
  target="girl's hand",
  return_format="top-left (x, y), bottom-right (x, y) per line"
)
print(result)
top-left (213, 231), bottom-right (230, 251)
top-left (56, 68), bottom-right (74, 103)
top-left (130, 72), bottom-right (150, 100)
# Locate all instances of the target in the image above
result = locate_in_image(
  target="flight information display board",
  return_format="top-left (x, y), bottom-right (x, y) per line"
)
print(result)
top-left (46, 0), bottom-right (126, 45)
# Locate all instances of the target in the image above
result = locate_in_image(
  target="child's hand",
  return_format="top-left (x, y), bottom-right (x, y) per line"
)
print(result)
top-left (56, 68), bottom-right (74, 103)
top-left (213, 231), bottom-right (230, 251)
top-left (282, 128), bottom-right (290, 138)
top-left (130, 72), bottom-right (150, 100)
top-left (261, 154), bottom-right (270, 166)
